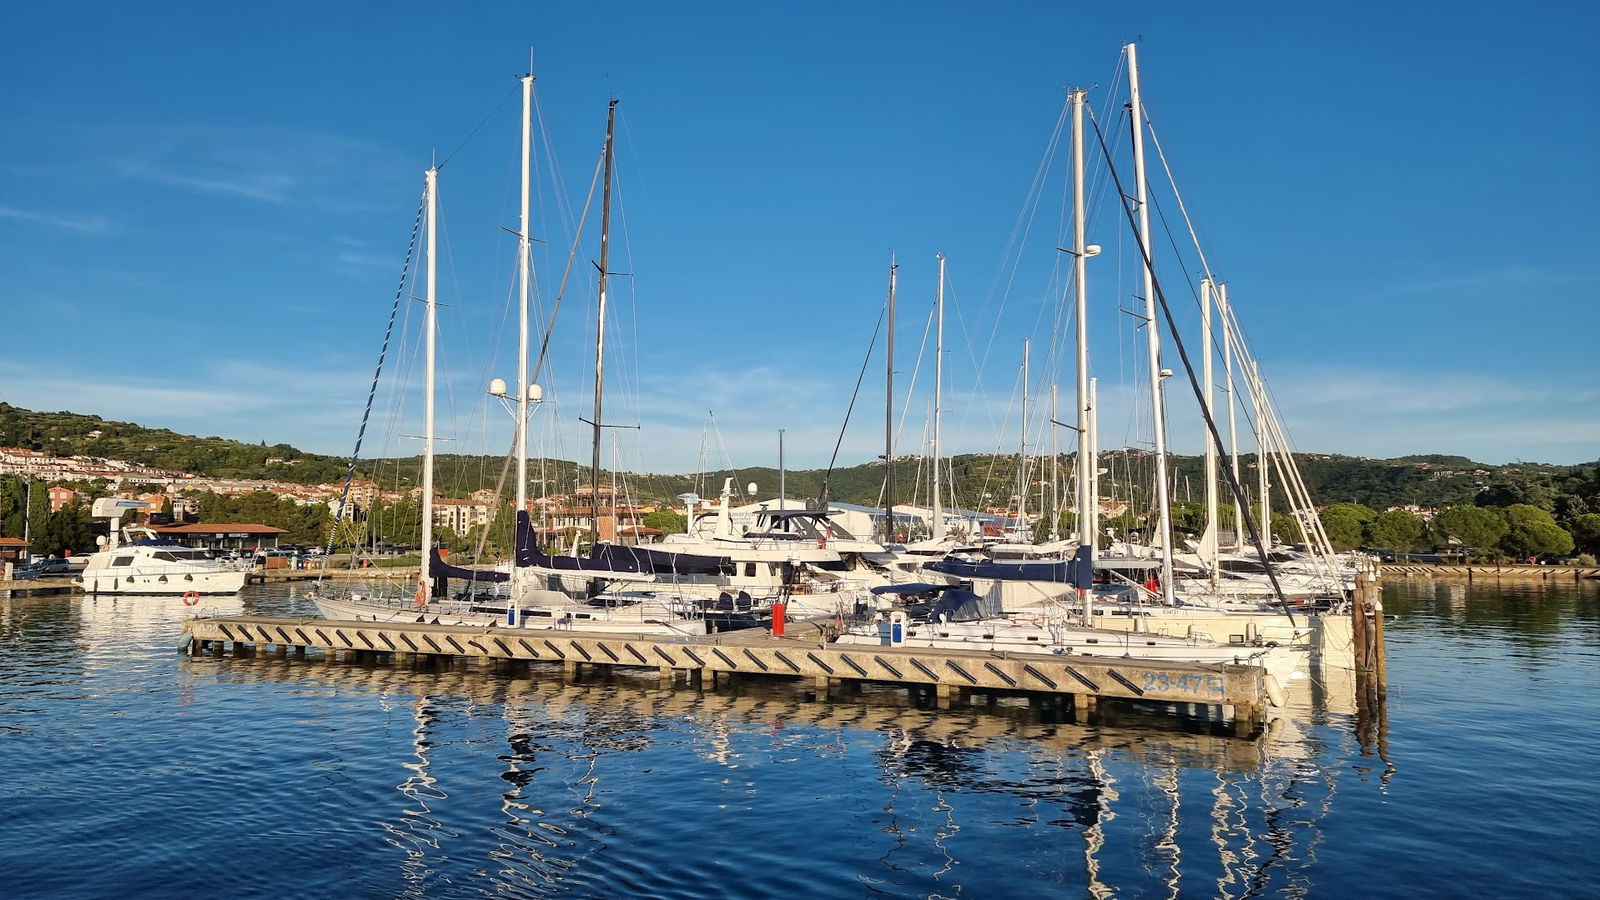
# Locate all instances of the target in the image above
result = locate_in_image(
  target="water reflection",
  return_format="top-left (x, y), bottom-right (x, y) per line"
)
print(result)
top-left (189, 646), bottom-right (1368, 898)
top-left (8, 580), bottom-right (1591, 896)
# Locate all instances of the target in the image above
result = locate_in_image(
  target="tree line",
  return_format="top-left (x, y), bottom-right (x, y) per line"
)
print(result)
top-left (1318, 502), bottom-right (1597, 562)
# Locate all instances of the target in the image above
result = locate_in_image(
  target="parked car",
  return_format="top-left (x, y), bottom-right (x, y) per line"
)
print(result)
top-left (17, 557), bottom-right (74, 577)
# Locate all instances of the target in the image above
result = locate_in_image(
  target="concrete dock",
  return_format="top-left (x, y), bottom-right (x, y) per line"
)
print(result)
top-left (181, 614), bottom-right (1276, 736)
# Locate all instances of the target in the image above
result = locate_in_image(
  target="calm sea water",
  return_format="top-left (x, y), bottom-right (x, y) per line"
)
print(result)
top-left (1, 578), bottom-right (1596, 898)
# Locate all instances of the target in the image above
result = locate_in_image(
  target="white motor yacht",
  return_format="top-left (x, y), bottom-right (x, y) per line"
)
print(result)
top-left (76, 528), bottom-right (247, 596)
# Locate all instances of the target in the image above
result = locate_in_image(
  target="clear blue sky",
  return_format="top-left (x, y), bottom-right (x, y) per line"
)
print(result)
top-left (3, 1), bottom-right (1597, 476)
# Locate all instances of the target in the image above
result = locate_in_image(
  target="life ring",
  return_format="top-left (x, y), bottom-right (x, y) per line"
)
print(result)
top-left (182, 591), bottom-right (201, 606)
top-left (414, 586), bottom-right (427, 608)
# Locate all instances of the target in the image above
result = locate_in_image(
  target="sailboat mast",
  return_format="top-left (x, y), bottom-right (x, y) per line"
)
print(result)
top-left (932, 253), bottom-right (946, 543)
top-left (590, 99), bottom-right (617, 543)
top-left (1018, 338), bottom-right (1029, 535)
top-left (420, 166), bottom-right (438, 591)
top-left (1221, 283), bottom-right (1244, 551)
top-left (1202, 276), bottom-right (1219, 587)
top-left (1050, 384), bottom-right (1059, 541)
top-left (1088, 377), bottom-right (1099, 540)
top-left (883, 256), bottom-right (897, 542)
top-left (1126, 42), bottom-right (1176, 604)
top-left (778, 429), bottom-right (785, 511)
top-left (1072, 87), bottom-right (1095, 624)
top-left (1253, 359), bottom-right (1271, 549)
top-left (516, 72), bottom-right (533, 541)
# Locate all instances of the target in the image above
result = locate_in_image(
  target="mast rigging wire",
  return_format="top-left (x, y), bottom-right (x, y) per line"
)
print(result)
top-left (821, 304), bottom-right (887, 504)
top-left (1087, 102), bottom-right (1292, 614)
top-left (325, 181), bottom-right (428, 557)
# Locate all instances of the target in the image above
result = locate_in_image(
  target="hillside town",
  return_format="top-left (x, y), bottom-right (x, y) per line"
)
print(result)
top-left (0, 445), bottom-right (670, 547)
top-left (0, 443), bottom-right (1080, 564)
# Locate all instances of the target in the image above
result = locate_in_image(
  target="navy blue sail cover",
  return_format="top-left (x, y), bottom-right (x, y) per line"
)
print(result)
top-left (512, 511), bottom-right (733, 576)
top-left (869, 582), bottom-right (955, 596)
top-left (429, 549), bottom-right (509, 582)
top-left (922, 544), bottom-right (1094, 589)
top-left (925, 589), bottom-right (990, 622)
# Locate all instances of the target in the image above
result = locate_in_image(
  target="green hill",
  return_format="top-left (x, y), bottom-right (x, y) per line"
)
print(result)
top-left (1, 403), bottom-right (1594, 522)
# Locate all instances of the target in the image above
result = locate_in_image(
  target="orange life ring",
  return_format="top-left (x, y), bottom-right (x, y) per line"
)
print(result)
top-left (414, 586), bottom-right (427, 608)
top-left (182, 591), bottom-right (201, 607)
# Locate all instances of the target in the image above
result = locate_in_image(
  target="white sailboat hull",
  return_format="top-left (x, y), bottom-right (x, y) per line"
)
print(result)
top-left (311, 590), bottom-right (707, 637)
top-left (836, 619), bottom-right (1305, 705)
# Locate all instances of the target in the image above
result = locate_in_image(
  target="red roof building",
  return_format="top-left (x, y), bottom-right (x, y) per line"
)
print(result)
top-left (151, 523), bottom-right (289, 551)
top-left (0, 536), bottom-right (29, 563)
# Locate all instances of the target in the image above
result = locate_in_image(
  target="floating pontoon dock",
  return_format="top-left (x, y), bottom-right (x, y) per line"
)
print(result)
top-left (181, 615), bottom-right (1277, 736)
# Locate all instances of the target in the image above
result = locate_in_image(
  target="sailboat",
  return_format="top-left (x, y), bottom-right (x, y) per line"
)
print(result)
top-left (836, 85), bottom-right (1305, 698)
top-left (1032, 44), bottom-right (1355, 647)
top-left (312, 80), bottom-right (705, 636)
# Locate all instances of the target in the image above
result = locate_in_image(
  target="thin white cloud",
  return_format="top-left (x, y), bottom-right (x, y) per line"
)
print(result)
top-left (107, 123), bottom-right (404, 210)
top-left (1222, 364), bottom-right (1600, 465)
top-left (1388, 264), bottom-right (1597, 297)
top-left (334, 248), bottom-right (398, 271)
top-left (4, 354), bottom-right (1592, 477)
top-left (117, 163), bottom-right (295, 204)
top-left (0, 204), bottom-right (109, 234)
top-left (0, 358), bottom-right (371, 455)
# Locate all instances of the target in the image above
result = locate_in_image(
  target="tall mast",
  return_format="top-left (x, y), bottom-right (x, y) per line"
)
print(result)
top-left (516, 72), bottom-right (533, 551)
top-left (420, 166), bottom-right (438, 591)
top-left (883, 255), bottom-right (897, 542)
top-left (590, 99), bottom-right (617, 544)
top-left (1018, 338), bottom-right (1029, 535)
top-left (1126, 42), bottom-right (1176, 603)
top-left (1253, 359), bottom-right (1271, 549)
top-left (932, 253), bottom-right (946, 543)
top-left (1050, 384), bottom-right (1059, 541)
top-left (1221, 283), bottom-right (1244, 552)
top-left (778, 429), bottom-right (786, 511)
top-left (1202, 276), bottom-right (1219, 587)
top-left (1071, 88), bottom-right (1095, 622)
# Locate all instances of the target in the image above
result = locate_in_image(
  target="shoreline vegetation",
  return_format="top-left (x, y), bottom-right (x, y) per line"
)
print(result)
top-left (1, 403), bottom-right (1596, 565)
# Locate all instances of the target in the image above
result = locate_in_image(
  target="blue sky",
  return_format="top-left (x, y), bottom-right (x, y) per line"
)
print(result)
top-left (2, 1), bottom-right (1597, 476)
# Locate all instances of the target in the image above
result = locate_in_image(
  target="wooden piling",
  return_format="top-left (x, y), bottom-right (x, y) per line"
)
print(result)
top-left (1352, 565), bottom-right (1372, 671)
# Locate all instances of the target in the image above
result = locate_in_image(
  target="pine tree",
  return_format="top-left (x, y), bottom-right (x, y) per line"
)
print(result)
top-left (26, 480), bottom-right (50, 545)
top-left (0, 476), bottom-right (23, 538)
